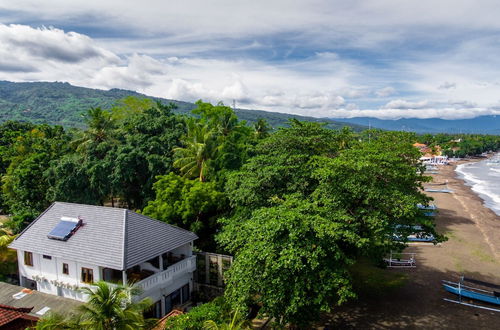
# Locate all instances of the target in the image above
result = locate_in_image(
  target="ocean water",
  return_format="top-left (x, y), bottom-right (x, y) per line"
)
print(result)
top-left (455, 154), bottom-right (500, 216)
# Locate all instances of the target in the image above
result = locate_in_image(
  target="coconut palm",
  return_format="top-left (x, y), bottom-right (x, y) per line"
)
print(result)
top-left (203, 309), bottom-right (249, 330)
top-left (33, 312), bottom-right (80, 329)
top-left (173, 121), bottom-right (218, 182)
top-left (253, 119), bottom-right (270, 139)
top-left (77, 281), bottom-right (153, 330)
top-left (36, 282), bottom-right (154, 330)
top-left (73, 107), bottom-right (117, 153)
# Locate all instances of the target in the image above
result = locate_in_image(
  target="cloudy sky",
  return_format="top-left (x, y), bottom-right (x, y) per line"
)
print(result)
top-left (1, 1), bottom-right (500, 119)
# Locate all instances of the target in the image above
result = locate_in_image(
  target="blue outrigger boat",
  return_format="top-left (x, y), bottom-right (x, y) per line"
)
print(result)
top-left (393, 224), bottom-right (435, 243)
top-left (417, 203), bottom-right (437, 217)
top-left (442, 277), bottom-right (500, 312)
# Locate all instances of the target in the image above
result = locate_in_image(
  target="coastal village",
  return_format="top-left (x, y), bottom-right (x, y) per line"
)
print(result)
top-left (1, 3), bottom-right (500, 328)
top-left (0, 120), bottom-right (498, 328)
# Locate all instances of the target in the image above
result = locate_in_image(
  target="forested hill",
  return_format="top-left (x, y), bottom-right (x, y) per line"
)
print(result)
top-left (0, 81), bottom-right (365, 130)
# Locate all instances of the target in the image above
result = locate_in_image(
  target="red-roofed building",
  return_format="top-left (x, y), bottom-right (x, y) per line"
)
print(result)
top-left (0, 304), bottom-right (38, 329)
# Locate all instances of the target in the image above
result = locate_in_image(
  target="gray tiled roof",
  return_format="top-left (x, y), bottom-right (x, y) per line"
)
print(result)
top-left (9, 202), bottom-right (198, 270)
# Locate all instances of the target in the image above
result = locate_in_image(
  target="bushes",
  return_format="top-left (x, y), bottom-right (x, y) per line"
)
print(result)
top-left (164, 297), bottom-right (230, 330)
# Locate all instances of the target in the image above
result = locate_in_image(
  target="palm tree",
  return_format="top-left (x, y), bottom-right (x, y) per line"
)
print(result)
top-left (77, 281), bottom-right (153, 330)
top-left (203, 309), bottom-right (249, 330)
top-left (35, 282), bottom-right (154, 330)
top-left (73, 107), bottom-right (117, 153)
top-left (253, 119), bottom-right (270, 139)
top-left (173, 121), bottom-right (218, 182)
top-left (33, 312), bottom-right (80, 329)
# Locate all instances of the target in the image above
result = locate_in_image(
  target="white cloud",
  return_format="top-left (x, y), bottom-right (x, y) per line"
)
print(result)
top-left (375, 87), bottom-right (396, 97)
top-left (329, 107), bottom-right (500, 120)
top-left (383, 99), bottom-right (430, 109)
top-left (1, 2), bottom-right (500, 120)
top-left (0, 24), bottom-right (119, 66)
top-left (438, 81), bottom-right (456, 90)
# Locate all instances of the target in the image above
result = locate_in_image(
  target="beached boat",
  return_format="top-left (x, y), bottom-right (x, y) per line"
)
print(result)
top-left (384, 252), bottom-right (416, 268)
top-left (424, 186), bottom-right (454, 193)
top-left (442, 277), bottom-right (500, 312)
top-left (393, 225), bottom-right (435, 242)
top-left (417, 203), bottom-right (437, 216)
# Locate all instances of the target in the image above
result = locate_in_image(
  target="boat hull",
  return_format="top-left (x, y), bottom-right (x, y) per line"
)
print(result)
top-left (443, 283), bottom-right (500, 306)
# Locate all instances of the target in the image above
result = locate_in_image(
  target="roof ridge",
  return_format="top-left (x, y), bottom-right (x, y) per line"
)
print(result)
top-left (0, 304), bottom-right (33, 313)
top-left (54, 201), bottom-right (128, 211)
top-left (128, 210), bottom-right (198, 237)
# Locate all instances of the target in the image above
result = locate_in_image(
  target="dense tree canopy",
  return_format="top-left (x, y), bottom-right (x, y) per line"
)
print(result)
top-left (0, 96), bottom-right (497, 327)
top-left (218, 124), bottom-right (435, 327)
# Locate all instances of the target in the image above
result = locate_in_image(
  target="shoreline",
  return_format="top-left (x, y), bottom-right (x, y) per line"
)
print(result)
top-left (446, 158), bottom-right (500, 260)
top-left (455, 155), bottom-right (500, 217)
top-left (323, 157), bottom-right (500, 328)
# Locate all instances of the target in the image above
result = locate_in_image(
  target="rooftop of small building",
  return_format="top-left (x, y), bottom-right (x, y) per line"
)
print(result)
top-left (0, 282), bottom-right (82, 318)
top-left (9, 202), bottom-right (198, 270)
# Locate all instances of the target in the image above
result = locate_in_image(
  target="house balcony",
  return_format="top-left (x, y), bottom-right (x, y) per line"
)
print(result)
top-left (133, 255), bottom-right (196, 293)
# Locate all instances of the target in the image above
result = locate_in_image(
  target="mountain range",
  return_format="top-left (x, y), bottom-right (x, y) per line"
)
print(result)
top-left (330, 116), bottom-right (500, 134)
top-left (0, 81), bottom-right (364, 131)
top-left (1, 81), bottom-right (498, 134)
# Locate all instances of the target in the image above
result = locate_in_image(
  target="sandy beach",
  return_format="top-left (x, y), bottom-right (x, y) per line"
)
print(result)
top-left (322, 159), bottom-right (500, 329)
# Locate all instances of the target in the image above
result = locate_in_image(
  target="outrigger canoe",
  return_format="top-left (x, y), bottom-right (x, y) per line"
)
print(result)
top-left (442, 277), bottom-right (500, 310)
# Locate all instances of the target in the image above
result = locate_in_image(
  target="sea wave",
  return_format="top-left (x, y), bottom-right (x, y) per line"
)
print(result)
top-left (456, 159), bottom-right (500, 216)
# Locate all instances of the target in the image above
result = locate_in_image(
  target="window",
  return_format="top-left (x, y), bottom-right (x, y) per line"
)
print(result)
top-left (81, 268), bottom-right (94, 283)
top-left (24, 251), bottom-right (33, 266)
top-left (62, 263), bottom-right (69, 275)
top-left (43, 255), bottom-right (52, 260)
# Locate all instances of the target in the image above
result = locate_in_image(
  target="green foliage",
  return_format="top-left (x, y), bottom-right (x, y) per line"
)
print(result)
top-left (0, 81), bottom-right (364, 130)
top-left (219, 197), bottom-right (357, 327)
top-left (203, 308), bottom-right (249, 330)
top-left (111, 102), bottom-right (185, 209)
top-left (174, 120), bottom-right (218, 182)
top-left (224, 121), bottom-right (350, 209)
top-left (143, 173), bottom-right (227, 249)
top-left (0, 225), bottom-right (16, 281)
top-left (1, 125), bottom-right (69, 231)
top-left (416, 133), bottom-right (500, 157)
top-left (45, 153), bottom-right (103, 205)
top-left (174, 101), bottom-right (253, 183)
top-left (218, 124), bottom-right (433, 327)
top-left (164, 297), bottom-right (230, 330)
top-left (35, 281), bottom-right (154, 330)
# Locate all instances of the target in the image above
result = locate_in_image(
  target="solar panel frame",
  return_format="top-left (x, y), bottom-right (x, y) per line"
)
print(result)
top-left (47, 219), bottom-right (82, 241)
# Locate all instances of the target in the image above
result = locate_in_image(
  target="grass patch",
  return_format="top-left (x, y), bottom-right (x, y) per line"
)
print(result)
top-left (349, 258), bottom-right (408, 298)
top-left (471, 249), bottom-right (497, 263)
top-left (453, 257), bottom-right (465, 273)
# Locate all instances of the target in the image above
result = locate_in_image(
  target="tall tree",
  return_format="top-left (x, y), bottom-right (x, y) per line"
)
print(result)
top-left (173, 120), bottom-right (218, 182)
top-left (111, 102), bottom-right (185, 209)
top-left (218, 123), bottom-right (434, 327)
top-left (142, 172), bottom-right (226, 250)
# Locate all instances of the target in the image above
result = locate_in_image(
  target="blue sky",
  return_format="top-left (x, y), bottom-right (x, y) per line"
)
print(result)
top-left (1, 0), bottom-right (500, 119)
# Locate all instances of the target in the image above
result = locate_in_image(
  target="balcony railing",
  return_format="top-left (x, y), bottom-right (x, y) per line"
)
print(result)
top-left (134, 255), bottom-right (196, 292)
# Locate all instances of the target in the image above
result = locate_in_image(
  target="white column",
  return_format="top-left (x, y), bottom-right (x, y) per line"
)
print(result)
top-left (158, 255), bottom-right (163, 271)
top-left (122, 270), bottom-right (127, 286)
top-left (160, 297), bottom-right (166, 316)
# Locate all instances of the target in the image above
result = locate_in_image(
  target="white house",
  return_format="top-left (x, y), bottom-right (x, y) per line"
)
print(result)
top-left (9, 202), bottom-right (198, 318)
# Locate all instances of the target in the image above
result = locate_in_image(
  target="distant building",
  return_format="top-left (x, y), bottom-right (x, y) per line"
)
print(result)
top-left (0, 304), bottom-right (38, 329)
top-left (9, 202), bottom-right (198, 318)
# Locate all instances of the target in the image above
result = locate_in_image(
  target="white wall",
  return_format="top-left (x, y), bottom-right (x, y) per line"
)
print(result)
top-left (17, 241), bottom-right (195, 304)
top-left (170, 242), bottom-right (193, 257)
top-left (17, 250), bottom-right (100, 301)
